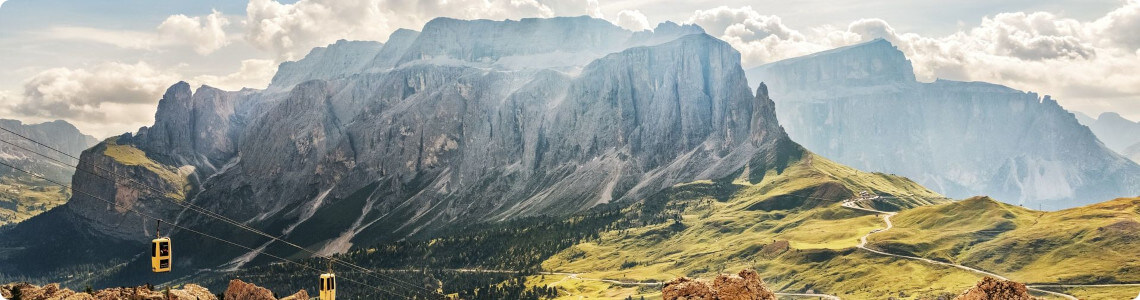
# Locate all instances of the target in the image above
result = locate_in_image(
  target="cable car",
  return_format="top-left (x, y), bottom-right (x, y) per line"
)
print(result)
top-left (151, 220), bottom-right (171, 273)
top-left (151, 237), bottom-right (172, 272)
top-left (319, 273), bottom-right (336, 300)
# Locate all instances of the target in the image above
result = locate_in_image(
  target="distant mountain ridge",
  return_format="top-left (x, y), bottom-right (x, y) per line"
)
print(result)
top-left (0, 119), bottom-right (96, 226)
top-left (1074, 111), bottom-right (1140, 162)
top-left (747, 39), bottom-right (1140, 209)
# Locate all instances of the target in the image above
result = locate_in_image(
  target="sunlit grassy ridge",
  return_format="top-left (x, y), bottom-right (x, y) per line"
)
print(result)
top-left (872, 196), bottom-right (1140, 284)
top-left (1048, 285), bottom-right (1140, 300)
top-left (102, 138), bottom-right (193, 200)
top-left (534, 152), bottom-right (1020, 299)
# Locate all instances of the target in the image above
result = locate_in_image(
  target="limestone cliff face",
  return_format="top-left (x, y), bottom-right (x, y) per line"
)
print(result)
top-left (176, 32), bottom-right (797, 267)
top-left (269, 39), bottom-right (384, 91)
top-left (133, 82), bottom-right (247, 172)
top-left (4, 17), bottom-right (799, 273)
top-left (747, 39), bottom-right (1140, 209)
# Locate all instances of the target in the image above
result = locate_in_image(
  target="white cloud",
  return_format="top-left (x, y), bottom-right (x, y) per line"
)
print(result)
top-left (191, 59), bottom-right (277, 91)
top-left (687, 6), bottom-right (830, 66)
top-left (6, 62), bottom-right (181, 137)
top-left (243, 0), bottom-right (558, 60)
top-left (586, 0), bottom-right (604, 19)
top-left (158, 10), bottom-right (232, 55)
top-left (41, 26), bottom-right (158, 50)
top-left (1089, 0), bottom-right (1140, 50)
top-left (689, 2), bottom-right (1140, 120)
top-left (614, 10), bottom-right (650, 31)
top-left (4, 58), bottom-right (278, 138)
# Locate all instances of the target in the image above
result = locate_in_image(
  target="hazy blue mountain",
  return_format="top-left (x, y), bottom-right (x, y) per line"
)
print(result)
top-left (1125, 142), bottom-right (1140, 163)
top-left (1073, 112), bottom-right (1140, 157)
top-left (746, 39), bottom-right (1140, 210)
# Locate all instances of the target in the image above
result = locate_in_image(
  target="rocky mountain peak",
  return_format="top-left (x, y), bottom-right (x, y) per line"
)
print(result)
top-left (397, 16), bottom-right (632, 68)
top-left (269, 39), bottom-right (384, 90)
top-left (747, 38), bottom-right (916, 92)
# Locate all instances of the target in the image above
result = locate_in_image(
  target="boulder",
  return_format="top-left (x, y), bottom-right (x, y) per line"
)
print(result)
top-left (278, 290), bottom-right (309, 300)
top-left (223, 279), bottom-right (275, 300)
top-left (955, 277), bottom-right (1042, 300)
top-left (663, 269), bottom-right (777, 300)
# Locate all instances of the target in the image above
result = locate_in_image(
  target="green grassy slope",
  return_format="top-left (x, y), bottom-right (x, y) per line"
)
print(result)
top-left (0, 176), bottom-right (69, 226)
top-left (535, 152), bottom-right (1011, 299)
top-left (872, 196), bottom-right (1140, 284)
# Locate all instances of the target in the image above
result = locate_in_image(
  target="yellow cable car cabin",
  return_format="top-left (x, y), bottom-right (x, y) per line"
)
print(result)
top-left (151, 237), bottom-right (172, 273)
top-left (319, 273), bottom-right (336, 300)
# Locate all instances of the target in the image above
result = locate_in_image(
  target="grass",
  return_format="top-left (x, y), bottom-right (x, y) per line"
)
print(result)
top-left (0, 175), bottom-right (69, 226)
top-left (871, 196), bottom-right (1140, 285)
top-left (1045, 285), bottom-right (1140, 300)
top-left (525, 274), bottom-right (661, 300)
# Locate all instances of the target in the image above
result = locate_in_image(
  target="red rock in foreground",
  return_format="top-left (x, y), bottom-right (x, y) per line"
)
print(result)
top-left (1, 279), bottom-right (306, 300)
top-left (0, 282), bottom-right (216, 300)
top-left (663, 269), bottom-right (777, 300)
top-left (954, 277), bottom-right (1043, 300)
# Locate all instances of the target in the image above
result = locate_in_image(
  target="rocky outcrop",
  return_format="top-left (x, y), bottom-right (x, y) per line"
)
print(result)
top-left (223, 279), bottom-right (307, 300)
top-left (747, 39), bottom-right (1140, 209)
top-left (0, 282), bottom-right (217, 300)
top-left (277, 290), bottom-right (308, 300)
top-left (223, 279), bottom-right (275, 300)
top-left (954, 277), bottom-right (1042, 300)
top-left (663, 269), bottom-right (777, 300)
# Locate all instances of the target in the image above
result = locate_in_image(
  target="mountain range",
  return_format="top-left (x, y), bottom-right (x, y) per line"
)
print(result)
top-left (2, 16), bottom-right (1138, 300)
top-left (746, 39), bottom-right (1140, 210)
top-left (0, 17), bottom-right (807, 279)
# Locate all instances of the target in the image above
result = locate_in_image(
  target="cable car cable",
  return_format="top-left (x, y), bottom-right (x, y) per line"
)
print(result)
top-left (0, 160), bottom-right (412, 300)
top-left (0, 130), bottom-right (444, 298)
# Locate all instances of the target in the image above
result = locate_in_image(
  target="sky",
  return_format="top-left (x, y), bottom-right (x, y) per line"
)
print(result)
top-left (0, 0), bottom-right (1137, 138)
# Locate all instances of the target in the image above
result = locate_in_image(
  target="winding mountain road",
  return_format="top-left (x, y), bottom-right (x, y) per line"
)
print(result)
top-left (842, 199), bottom-right (1079, 300)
